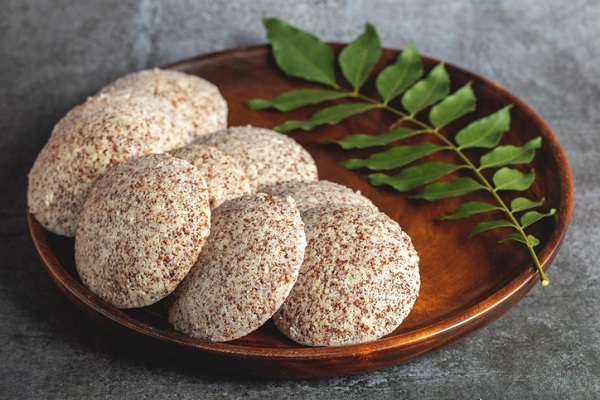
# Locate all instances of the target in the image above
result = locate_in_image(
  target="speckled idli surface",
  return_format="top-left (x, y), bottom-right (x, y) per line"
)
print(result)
top-left (98, 68), bottom-right (227, 141)
top-left (273, 205), bottom-right (420, 347)
top-left (167, 193), bottom-right (306, 342)
top-left (75, 153), bottom-right (211, 309)
top-left (259, 180), bottom-right (378, 214)
top-left (27, 94), bottom-right (185, 237)
top-left (47, 92), bottom-right (194, 147)
top-left (170, 144), bottom-right (251, 209)
top-left (196, 125), bottom-right (318, 190)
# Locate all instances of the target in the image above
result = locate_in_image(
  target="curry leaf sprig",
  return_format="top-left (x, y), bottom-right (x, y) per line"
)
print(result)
top-left (247, 18), bottom-right (556, 286)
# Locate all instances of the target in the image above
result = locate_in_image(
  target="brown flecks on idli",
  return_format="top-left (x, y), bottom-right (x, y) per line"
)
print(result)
top-left (27, 94), bottom-right (184, 237)
top-left (98, 68), bottom-right (228, 141)
top-left (50, 92), bottom-right (194, 150)
top-left (167, 193), bottom-right (306, 342)
top-left (196, 125), bottom-right (318, 190)
top-left (273, 205), bottom-right (420, 347)
top-left (170, 144), bottom-right (251, 209)
top-left (75, 153), bottom-right (211, 309)
top-left (259, 180), bottom-right (378, 214)
top-left (47, 92), bottom-right (194, 148)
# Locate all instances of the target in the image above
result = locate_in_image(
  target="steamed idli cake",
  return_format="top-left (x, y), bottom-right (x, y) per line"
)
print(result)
top-left (196, 125), bottom-right (318, 190)
top-left (75, 153), bottom-right (211, 309)
top-left (98, 68), bottom-right (227, 142)
top-left (170, 144), bottom-right (251, 209)
top-left (274, 204), bottom-right (420, 346)
top-left (167, 193), bottom-right (306, 342)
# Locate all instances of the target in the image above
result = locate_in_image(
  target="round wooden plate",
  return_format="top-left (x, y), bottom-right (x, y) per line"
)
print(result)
top-left (28, 44), bottom-right (573, 378)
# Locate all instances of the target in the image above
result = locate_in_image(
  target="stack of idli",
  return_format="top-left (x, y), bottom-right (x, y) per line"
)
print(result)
top-left (28, 68), bottom-right (420, 347)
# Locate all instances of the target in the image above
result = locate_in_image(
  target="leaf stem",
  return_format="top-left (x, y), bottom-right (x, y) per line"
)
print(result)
top-left (422, 121), bottom-right (548, 285)
top-left (336, 87), bottom-right (549, 285)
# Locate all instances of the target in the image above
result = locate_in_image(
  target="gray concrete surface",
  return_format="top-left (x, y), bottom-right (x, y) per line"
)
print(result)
top-left (1, 0), bottom-right (598, 398)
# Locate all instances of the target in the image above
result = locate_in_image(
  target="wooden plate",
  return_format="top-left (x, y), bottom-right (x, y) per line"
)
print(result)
top-left (28, 44), bottom-right (573, 378)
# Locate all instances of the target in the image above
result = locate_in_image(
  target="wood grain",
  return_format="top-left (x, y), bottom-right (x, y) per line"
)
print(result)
top-left (28, 44), bottom-right (573, 378)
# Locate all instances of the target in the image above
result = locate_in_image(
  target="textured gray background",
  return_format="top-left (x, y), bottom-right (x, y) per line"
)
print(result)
top-left (1, 0), bottom-right (598, 398)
